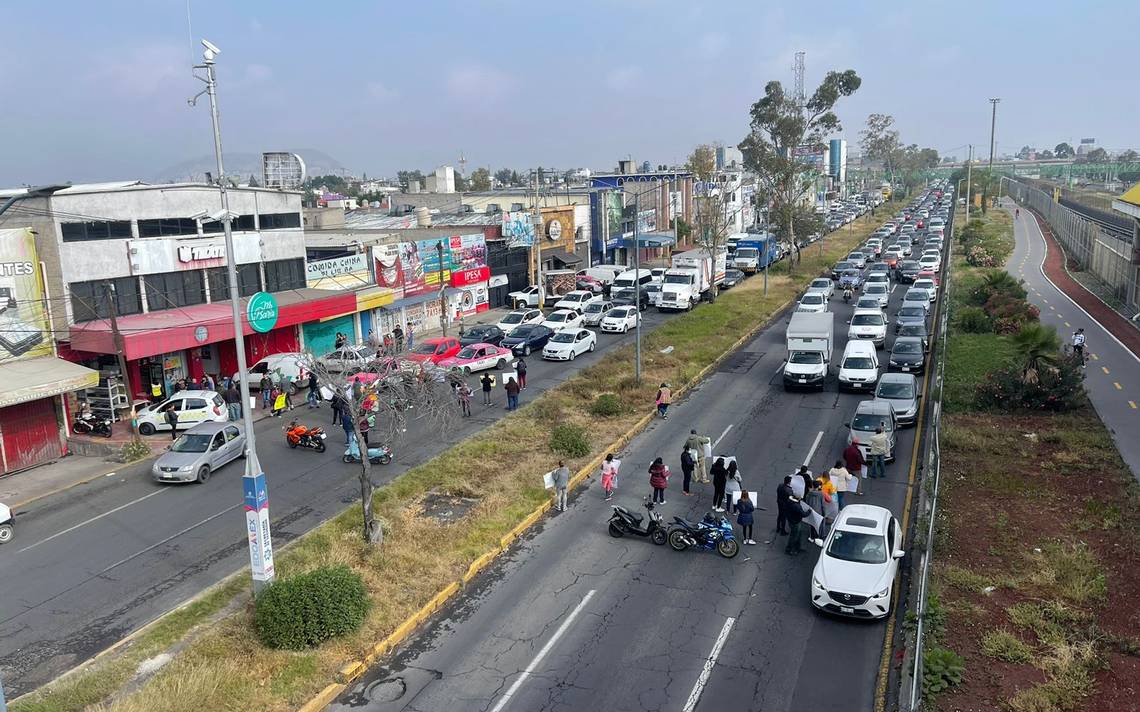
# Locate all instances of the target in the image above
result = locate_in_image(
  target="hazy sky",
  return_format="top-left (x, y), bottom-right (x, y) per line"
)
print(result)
top-left (3, 0), bottom-right (1137, 186)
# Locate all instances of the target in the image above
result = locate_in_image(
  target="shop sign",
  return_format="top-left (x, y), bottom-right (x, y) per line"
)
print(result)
top-left (0, 228), bottom-right (52, 362)
top-left (547, 219), bottom-right (562, 240)
top-left (247, 292), bottom-right (279, 333)
top-left (455, 284), bottom-right (489, 318)
top-left (450, 265), bottom-right (490, 288)
top-left (178, 243), bottom-right (225, 262)
top-left (372, 234), bottom-right (488, 299)
top-left (306, 253), bottom-right (370, 290)
top-left (128, 235), bottom-right (262, 275)
top-left (194, 326), bottom-right (209, 343)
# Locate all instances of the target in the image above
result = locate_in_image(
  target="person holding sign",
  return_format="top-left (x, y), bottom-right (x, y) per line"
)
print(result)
top-left (734, 491), bottom-right (756, 545)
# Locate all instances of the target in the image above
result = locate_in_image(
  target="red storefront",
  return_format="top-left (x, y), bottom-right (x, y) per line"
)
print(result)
top-left (66, 289), bottom-right (356, 400)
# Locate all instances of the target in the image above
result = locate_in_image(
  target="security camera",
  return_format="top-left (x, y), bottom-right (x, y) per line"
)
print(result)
top-left (201, 39), bottom-right (221, 61)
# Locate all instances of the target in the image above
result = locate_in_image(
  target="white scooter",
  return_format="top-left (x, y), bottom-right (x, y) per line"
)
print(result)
top-left (0, 502), bottom-right (14, 544)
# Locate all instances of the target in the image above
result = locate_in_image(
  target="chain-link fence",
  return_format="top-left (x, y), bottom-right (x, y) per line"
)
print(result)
top-left (1008, 180), bottom-right (1138, 311)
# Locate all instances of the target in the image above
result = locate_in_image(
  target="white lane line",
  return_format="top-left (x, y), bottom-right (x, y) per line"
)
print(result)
top-left (490, 589), bottom-right (597, 712)
top-left (803, 430), bottom-right (825, 467)
top-left (682, 616), bottom-right (737, 712)
top-left (17, 489), bottom-right (167, 554)
top-left (712, 424), bottom-right (734, 449)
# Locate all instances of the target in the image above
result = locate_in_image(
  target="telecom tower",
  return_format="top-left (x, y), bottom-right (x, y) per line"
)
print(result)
top-left (458, 151), bottom-right (468, 179)
top-left (793, 51), bottom-right (806, 106)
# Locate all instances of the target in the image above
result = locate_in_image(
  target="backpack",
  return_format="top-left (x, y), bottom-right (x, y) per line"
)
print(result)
top-left (681, 449), bottom-right (694, 469)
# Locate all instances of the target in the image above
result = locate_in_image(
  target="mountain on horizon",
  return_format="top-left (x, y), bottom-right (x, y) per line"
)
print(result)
top-left (153, 148), bottom-right (350, 183)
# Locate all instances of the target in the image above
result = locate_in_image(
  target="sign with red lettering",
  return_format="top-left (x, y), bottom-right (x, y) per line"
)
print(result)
top-left (450, 265), bottom-right (490, 287)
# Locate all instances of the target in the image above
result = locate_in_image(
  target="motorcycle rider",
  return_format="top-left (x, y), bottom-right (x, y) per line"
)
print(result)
top-left (1072, 328), bottom-right (1086, 367)
top-left (843, 286), bottom-right (853, 303)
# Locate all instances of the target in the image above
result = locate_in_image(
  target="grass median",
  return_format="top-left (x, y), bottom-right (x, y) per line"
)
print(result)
top-left (14, 208), bottom-right (896, 712)
top-left (927, 206), bottom-right (1140, 712)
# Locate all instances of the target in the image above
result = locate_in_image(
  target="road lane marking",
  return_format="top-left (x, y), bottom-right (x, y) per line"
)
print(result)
top-left (17, 489), bottom-right (167, 554)
top-left (1091, 353), bottom-right (1099, 361)
top-left (803, 430), bottom-right (825, 467)
top-left (1049, 305), bottom-right (1055, 310)
top-left (681, 616), bottom-right (736, 712)
top-left (1065, 322), bottom-right (1071, 327)
top-left (712, 424), bottom-right (734, 449)
top-left (1103, 367), bottom-right (1110, 375)
top-left (1129, 401), bottom-right (1137, 410)
top-left (489, 589), bottom-right (597, 712)
top-left (1114, 382), bottom-right (1122, 391)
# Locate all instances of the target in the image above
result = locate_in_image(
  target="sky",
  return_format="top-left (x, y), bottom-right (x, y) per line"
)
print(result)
top-left (2, 0), bottom-right (1138, 186)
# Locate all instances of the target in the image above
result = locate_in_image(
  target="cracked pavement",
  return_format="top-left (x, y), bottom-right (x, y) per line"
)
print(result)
top-left (331, 279), bottom-right (927, 712)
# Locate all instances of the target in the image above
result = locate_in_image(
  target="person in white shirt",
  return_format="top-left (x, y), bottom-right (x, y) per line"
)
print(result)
top-left (828, 460), bottom-right (853, 510)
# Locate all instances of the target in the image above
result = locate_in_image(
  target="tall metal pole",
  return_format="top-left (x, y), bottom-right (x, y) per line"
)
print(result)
top-left (199, 42), bottom-right (273, 594)
top-left (965, 144), bottom-right (973, 220)
top-left (988, 98), bottom-right (1000, 170)
top-left (437, 240), bottom-right (448, 336)
top-left (633, 192), bottom-right (642, 384)
top-left (533, 169), bottom-right (544, 310)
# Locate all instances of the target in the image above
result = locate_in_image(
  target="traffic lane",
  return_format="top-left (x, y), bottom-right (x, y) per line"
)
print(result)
top-left (1007, 207), bottom-right (1140, 478)
top-left (332, 363), bottom-right (759, 712)
top-left (0, 305), bottom-right (687, 693)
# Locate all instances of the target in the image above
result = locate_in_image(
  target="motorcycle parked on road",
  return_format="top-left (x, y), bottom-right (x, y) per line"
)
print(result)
top-left (608, 497), bottom-right (667, 545)
top-left (342, 433), bottom-right (392, 465)
top-left (667, 513), bottom-right (739, 558)
top-left (285, 420), bottom-right (327, 453)
top-left (72, 413), bottom-right (113, 438)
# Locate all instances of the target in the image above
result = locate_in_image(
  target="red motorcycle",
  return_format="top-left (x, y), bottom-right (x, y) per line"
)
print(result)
top-left (285, 421), bottom-right (327, 453)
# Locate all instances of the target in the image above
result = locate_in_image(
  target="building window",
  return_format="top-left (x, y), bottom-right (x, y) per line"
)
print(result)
top-left (239, 263), bottom-right (261, 296)
top-left (60, 220), bottom-right (132, 242)
top-left (264, 258), bottom-right (305, 292)
top-left (206, 264), bottom-right (261, 300)
top-left (137, 218), bottom-right (200, 238)
top-left (259, 212), bottom-right (302, 230)
top-left (69, 277), bottom-right (142, 322)
top-left (200, 219), bottom-right (224, 235)
top-left (206, 267), bottom-right (230, 301)
top-left (144, 270), bottom-right (206, 311)
top-left (234, 214), bottom-right (257, 231)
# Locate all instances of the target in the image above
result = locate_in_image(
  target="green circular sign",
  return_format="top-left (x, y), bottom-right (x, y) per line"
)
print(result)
top-left (247, 292), bottom-right (279, 333)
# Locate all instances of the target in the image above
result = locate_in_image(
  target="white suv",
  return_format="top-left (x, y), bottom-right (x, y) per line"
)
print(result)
top-left (811, 504), bottom-right (905, 619)
top-left (848, 308), bottom-right (887, 347)
top-left (838, 340), bottom-right (880, 391)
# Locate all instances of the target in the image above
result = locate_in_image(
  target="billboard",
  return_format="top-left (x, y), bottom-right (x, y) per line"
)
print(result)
top-left (637, 208), bottom-right (657, 234)
top-left (0, 228), bottom-right (52, 363)
top-left (372, 234), bottom-right (488, 300)
top-left (502, 212), bottom-right (535, 248)
top-left (306, 253), bottom-right (371, 290)
top-left (793, 144), bottom-right (830, 175)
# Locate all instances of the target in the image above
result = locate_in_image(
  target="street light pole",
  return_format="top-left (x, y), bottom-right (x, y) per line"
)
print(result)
top-left (965, 144), bottom-right (973, 220)
top-left (988, 98), bottom-right (1001, 170)
top-left (193, 39), bottom-right (273, 595)
top-left (632, 192), bottom-right (642, 384)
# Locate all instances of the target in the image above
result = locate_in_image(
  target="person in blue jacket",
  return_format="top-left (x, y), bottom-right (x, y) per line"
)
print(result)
top-left (734, 490), bottom-right (756, 545)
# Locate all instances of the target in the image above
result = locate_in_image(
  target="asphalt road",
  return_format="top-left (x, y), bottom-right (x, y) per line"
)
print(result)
top-left (331, 255), bottom-right (941, 711)
top-left (0, 306), bottom-right (683, 696)
top-left (1006, 201), bottom-right (1140, 479)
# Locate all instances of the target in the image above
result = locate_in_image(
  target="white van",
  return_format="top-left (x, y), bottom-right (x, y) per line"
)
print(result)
top-left (235, 352), bottom-right (309, 392)
top-left (576, 266), bottom-right (625, 285)
top-left (838, 340), bottom-right (880, 392)
top-left (612, 269), bottom-right (655, 291)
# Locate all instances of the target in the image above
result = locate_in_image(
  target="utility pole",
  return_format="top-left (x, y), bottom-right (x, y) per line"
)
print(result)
top-left (632, 192), bottom-right (642, 384)
top-left (966, 144), bottom-right (973, 219)
top-left (104, 282), bottom-right (134, 425)
top-left (533, 169), bottom-right (544, 309)
top-left (192, 39), bottom-right (273, 594)
top-left (437, 240), bottom-right (448, 336)
top-left (988, 98), bottom-right (1000, 170)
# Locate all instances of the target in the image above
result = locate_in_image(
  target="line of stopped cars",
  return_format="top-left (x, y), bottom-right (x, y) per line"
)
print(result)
top-left (788, 181), bottom-right (953, 619)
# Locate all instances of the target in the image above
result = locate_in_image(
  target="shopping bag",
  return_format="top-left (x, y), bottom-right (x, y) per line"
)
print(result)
top-left (542, 470), bottom-right (555, 489)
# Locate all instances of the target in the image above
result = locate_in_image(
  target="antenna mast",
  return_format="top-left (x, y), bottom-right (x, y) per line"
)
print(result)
top-left (793, 51), bottom-right (806, 106)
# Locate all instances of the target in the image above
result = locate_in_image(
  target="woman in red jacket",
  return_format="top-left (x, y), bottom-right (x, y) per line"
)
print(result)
top-left (843, 438), bottom-right (866, 496)
top-left (648, 457), bottom-right (670, 505)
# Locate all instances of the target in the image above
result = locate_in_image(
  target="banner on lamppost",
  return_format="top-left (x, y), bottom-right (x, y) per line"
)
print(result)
top-left (243, 471), bottom-right (275, 586)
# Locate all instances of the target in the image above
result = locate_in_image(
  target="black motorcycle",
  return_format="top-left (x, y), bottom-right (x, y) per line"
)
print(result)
top-left (667, 513), bottom-right (740, 558)
top-left (608, 497), bottom-right (667, 545)
top-left (73, 413), bottom-right (113, 438)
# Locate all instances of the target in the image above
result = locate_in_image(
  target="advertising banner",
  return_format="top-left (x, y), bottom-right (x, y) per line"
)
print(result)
top-left (637, 208), bottom-right (657, 234)
top-left (0, 228), bottom-right (52, 363)
top-left (502, 212), bottom-right (535, 248)
top-left (306, 253), bottom-right (371, 290)
top-left (242, 472), bottom-right (275, 584)
top-left (372, 234), bottom-right (487, 299)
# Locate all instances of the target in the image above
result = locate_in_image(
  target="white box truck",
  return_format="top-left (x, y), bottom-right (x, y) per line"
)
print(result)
top-left (658, 248), bottom-right (727, 311)
top-left (783, 311), bottom-right (834, 390)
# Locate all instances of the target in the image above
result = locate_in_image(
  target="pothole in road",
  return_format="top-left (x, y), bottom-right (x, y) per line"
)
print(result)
top-left (364, 676), bottom-right (407, 703)
top-left (418, 490), bottom-right (481, 525)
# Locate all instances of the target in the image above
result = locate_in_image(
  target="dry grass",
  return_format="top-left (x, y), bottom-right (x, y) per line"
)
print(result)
top-left (15, 211), bottom-right (895, 712)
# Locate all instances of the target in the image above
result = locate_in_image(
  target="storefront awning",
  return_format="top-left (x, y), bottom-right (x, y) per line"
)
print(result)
top-left (544, 248), bottom-right (583, 267)
top-left (620, 233), bottom-right (676, 249)
top-left (0, 356), bottom-right (100, 409)
top-left (69, 289), bottom-right (357, 361)
top-left (1112, 182), bottom-right (1140, 219)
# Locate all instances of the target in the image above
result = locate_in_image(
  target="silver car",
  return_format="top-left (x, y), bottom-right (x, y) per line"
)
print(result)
top-left (875, 373), bottom-right (920, 426)
top-left (152, 421), bottom-right (246, 484)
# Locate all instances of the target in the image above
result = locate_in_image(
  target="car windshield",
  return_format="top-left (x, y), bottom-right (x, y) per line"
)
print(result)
top-left (456, 347), bottom-right (479, 359)
top-left (550, 332), bottom-right (576, 343)
top-left (171, 433), bottom-right (212, 453)
top-left (842, 270), bottom-right (859, 279)
top-left (585, 303), bottom-right (606, 313)
top-left (899, 325), bottom-right (927, 337)
top-left (664, 274), bottom-right (692, 284)
top-left (790, 351), bottom-right (823, 364)
top-left (801, 294), bottom-right (823, 304)
top-left (852, 413), bottom-right (887, 431)
top-left (894, 341), bottom-right (923, 355)
top-left (508, 326), bottom-right (535, 338)
top-left (613, 289), bottom-right (634, 300)
top-left (901, 261), bottom-right (921, 271)
top-left (501, 313), bottom-right (524, 324)
top-left (899, 307), bottom-right (925, 318)
top-left (852, 314), bottom-right (884, 326)
top-left (865, 285), bottom-right (886, 294)
top-left (412, 343), bottom-right (436, 354)
top-left (469, 328), bottom-right (494, 338)
top-left (878, 381), bottom-right (915, 398)
top-left (564, 293), bottom-right (587, 302)
top-left (827, 530), bottom-right (887, 564)
top-left (856, 299), bottom-right (879, 309)
top-left (547, 312), bottom-right (570, 322)
top-left (848, 253), bottom-right (862, 260)
top-left (844, 356), bottom-right (875, 369)
top-left (609, 308), bottom-right (632, 318)
top-left (835, 262), bottom-right (853, 271)
top-left (914, 281), bottom-right (934, 290)
top-left (811, 280), bottom-right (830, 288)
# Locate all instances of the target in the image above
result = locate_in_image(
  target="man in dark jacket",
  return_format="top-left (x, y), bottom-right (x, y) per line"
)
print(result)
top-left (680, 446), bottom-right (695, 495)
top-left (775, 476), bottom-right (793, 535)
top-left (784, 490), bottom-right (806, 555)
top-left (844, 438), bottom-right (866, 496)
top-left (223, 383), bottom-right (242, 421)
top-left (307, 372), bottom-right (320, 408)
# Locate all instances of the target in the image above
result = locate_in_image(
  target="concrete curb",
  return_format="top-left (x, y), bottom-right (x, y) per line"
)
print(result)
top-left (298, 291), bottom-right (798, 711)
top-left (8, 462), bottom-right (125, 510)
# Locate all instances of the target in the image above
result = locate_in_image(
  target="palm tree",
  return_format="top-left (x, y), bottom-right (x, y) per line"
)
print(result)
top-left (1010, 324), bottom-right (1061, 384)
top-left (981, 270), bottom-right (1024, 298)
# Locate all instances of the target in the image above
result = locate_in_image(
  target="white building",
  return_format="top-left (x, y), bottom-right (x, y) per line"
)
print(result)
top-left (424, 166), bottom-right (456, 194)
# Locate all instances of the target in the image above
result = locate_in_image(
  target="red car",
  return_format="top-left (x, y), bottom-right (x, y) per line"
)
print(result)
top-left (916, 269), bottom-right (941, 286)
top-left (407, 336), bottom-right (461, 364)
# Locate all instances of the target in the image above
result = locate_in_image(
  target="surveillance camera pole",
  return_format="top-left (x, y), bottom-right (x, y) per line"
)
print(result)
top-left (194, 41), bottom-right (274, 595)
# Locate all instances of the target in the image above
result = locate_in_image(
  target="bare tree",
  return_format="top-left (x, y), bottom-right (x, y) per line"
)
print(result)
top-left (300, 353), bottom-right (461, 545)
top-left (739, 70), bottom-right (861, 272)
top-left (686, 144), bottom-right (746, 299)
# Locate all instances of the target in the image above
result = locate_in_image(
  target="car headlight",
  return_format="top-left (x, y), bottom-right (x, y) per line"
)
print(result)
top-left (813, 574), bottom-right (825, 589)
top-left (179, 465), bottom-right (193, 472)
top-left (873, 587), bottom-right (890, 599)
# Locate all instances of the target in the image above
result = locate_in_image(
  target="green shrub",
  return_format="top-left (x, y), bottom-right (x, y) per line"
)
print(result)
top-left (119, 435), bottom-right (152, 463)
top-left (974, 358), bottom-right (1085, 412)
top-left (955, 307), bottom-right (992, 334)
top-left (589, 393), bottom-right (625, 417)
top-left (923, 646), bottom-right (965, 698)
top-left (549, 423), bottom-right (590, 457)
top-left (982, 629), bottom-right (1035, 663)
top-left (253, 565), bottom-right (370, 650)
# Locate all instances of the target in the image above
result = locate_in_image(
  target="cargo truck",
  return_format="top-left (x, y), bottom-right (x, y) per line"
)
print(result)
top-left (657, 248), bottom-right (727, 312)
top-left (732, 234), bottom-right (779, 274)
top-left (783, 311), bottom-right (834, 390)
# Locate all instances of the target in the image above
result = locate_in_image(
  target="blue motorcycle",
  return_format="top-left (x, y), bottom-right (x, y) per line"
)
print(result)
top-left (667, 513), bottom-right (739, 558)
top-left (342, 433), bottom-right (393, 465)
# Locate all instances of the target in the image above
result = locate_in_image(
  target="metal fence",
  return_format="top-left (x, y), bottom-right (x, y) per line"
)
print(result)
top-left (1007, 180), bottom-right (1138, 311)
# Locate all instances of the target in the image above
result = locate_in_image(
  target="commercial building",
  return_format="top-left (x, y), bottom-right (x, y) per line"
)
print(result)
top-left (589, 168), bottom-right (693, 265)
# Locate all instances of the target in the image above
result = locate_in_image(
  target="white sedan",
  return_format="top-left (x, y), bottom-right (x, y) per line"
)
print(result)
top-left (496, 308), bottom-right (543, 333)
top-left (599, 306), bottom-right (640, 333)
top-left (554, 290), bottom-right (601, 313)
top-left (811, 504), bottom-right (904, 619)
top-left (808, 278), bottom-right (834, 299)
top-left (918, 254), bottom-right (942, 273)
top-left (848, 309), bottom-right (887, 347)
top-left (542, 328), bottom-right (597, 361)
top-left (541, 309), bottom-right (584, 330)
top-left (796, 292), bottom-right (829, 314)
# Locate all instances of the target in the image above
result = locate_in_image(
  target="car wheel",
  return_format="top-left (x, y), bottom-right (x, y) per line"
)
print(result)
top-left (463, 366), bottom-right (472, 375)
top-left (138, 422), bottom-right (155, 436)
top-left (570, 349), bottom-right (576, 361)
top-left (0, 524), bottom-right (12, 544)
top-left (196, 466), bottom-right (211, 484)
top-left (496, 359), bottom-right (505, 369)
top-left (523, 345), bottom-right (531, 356)
top-left (588, 341), bottom-right (595, 352)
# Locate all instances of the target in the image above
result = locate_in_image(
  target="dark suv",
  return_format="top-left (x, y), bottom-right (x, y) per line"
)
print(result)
top-left (897, 260), bottom-right (923, 283)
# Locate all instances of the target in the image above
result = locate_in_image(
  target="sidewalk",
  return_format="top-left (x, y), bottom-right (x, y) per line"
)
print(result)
top-left (1, 306), bottom-right (517, 510)
top-left (1024, 205), bottom-right (1140, 359)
